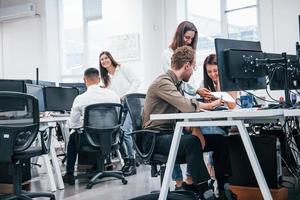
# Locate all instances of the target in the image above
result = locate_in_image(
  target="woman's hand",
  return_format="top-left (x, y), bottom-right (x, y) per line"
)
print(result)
top-left (197, 88), bottom-right (213, 99)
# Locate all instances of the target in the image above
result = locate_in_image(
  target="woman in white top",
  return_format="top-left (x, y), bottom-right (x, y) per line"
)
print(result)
top-left (162, 21), bottom-right (211, 98)
top-left (99, 51), bottom-right (141, 176)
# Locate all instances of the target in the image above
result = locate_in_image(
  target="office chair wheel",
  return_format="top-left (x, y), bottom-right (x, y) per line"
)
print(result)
top-left (122, 179), bottom-right (128, 185)
top-left (86, 183), bottom-right (94, 189)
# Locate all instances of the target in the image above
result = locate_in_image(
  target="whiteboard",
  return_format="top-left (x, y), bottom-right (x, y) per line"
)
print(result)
top-left (108, 33), bottom-right (140, 62)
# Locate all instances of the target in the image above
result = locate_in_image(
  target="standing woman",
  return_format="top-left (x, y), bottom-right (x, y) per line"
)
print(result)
top-left (99, 51), bottom-right (141, 176)
top-left (162, 21), bottom-right (211, 98)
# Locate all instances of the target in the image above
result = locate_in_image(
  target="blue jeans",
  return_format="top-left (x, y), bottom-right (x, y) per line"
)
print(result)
top-left (121, 113), bottom-right (134, 158)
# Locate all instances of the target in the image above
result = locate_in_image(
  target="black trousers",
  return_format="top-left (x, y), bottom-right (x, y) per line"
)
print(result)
top-left (154, 134), bottom-right (231, 185)
top-left (66, 131), bottom-right (88, 175)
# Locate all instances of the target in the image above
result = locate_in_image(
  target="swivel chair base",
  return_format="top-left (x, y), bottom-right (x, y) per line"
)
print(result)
top-left (0, 191), bottom-right (55, 200)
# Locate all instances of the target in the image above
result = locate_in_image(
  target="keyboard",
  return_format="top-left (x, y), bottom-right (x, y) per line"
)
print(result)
top-left (50, 112), bottom-right (70, 117)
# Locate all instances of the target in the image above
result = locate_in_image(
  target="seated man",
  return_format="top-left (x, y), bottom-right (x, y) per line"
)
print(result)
top-left (63, 67), bottom-right (120, 185)
top-left (142, 46), bottom-right (236, 200)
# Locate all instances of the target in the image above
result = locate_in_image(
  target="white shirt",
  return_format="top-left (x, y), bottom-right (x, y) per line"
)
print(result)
top-left (105, 66), bottom-right (141, 97)
top-left (69, 84), bottom-right (120, 129)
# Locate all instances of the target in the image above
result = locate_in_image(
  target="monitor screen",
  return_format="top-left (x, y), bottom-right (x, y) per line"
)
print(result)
top-left (43, 87), bottom-right (79, 111)
top-left (0, 79), bottom-right (26, 93)
top-left (264, 53), bottom-right (300, 90)
top-left (32, 80), bottom-right (56, 87)
top-left (26, 83), bottom-right (45, 112)
top-left (215, 38), bottom-right (267, 91)
top-left (59, 83), bottom-right (87, 94)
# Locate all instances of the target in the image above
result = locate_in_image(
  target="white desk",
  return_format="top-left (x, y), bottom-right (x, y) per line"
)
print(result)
top-left (151, 109), bottom-right (284, 200)
top-left (40, 116), bottom-right (69, 191)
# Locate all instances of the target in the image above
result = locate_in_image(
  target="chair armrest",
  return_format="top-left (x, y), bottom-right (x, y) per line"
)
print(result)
top-left (130, 129), bottom-right (160, 163)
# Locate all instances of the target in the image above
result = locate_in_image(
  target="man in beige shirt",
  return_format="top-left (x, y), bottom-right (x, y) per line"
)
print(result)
top-left (143, 46), bottom-right (236, 200)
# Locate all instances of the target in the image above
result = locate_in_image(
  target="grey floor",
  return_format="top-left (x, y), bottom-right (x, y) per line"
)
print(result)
top-left (27, 163), bottom-right (300, 200)
top-left (31, 164), bottom-right (161, 200)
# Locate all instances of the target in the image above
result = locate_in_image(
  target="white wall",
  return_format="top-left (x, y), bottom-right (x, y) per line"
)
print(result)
top-left (0, 0), bottom-right (60, 81)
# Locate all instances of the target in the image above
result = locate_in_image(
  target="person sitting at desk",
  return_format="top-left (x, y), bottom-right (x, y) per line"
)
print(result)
top-left (63, 68), bottom-right (120, 185)
top-left (143, 46), bottom-right (236, 200)
top-left (200, 53), bottom-right (237, 186)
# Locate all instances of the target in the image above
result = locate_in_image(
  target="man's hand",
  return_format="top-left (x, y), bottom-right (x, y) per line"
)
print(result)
top-left (196, 88), bottom-right (213, 99)
top-left (191, 127), bottom-right (205, 150)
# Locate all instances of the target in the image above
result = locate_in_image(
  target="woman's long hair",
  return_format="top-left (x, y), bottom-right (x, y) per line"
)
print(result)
top-left (99, 51), bottom-right (120, 87)
top-left (203, 54), bottom-right (217, 92)
top-left (169, 21), bottom-right (198, 51)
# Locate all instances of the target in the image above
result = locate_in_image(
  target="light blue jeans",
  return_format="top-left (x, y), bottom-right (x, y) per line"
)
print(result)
top-left (172, 126), bottom-right (227, 181)
top-left (121, 113), bottom-right (134, 158)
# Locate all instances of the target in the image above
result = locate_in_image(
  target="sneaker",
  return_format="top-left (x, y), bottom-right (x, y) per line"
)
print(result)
top-left (218, 190), bottom-right (238, 200)
top-left (181, 182), bottom-right (198, 193)
top-left (123, 158), bottom-right (137, 176)
top-left (62, 174), bottom-right (75, 185)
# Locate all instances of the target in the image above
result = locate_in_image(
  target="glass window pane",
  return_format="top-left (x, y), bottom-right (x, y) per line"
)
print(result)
top-left (62, 0), bottom-right (84, 79)
top-left (187, 0), bottom-right (222, 84)
top-left (226, 0), bottom-right (256, 10)
top-left (227, 7), bottom-right (259, 41)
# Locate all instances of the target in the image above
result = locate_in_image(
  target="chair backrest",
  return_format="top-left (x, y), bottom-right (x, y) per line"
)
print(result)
top-left (124, 93), bottom-right (155, 161)
top-left (83, 103), bottom-right (123, 155)
top-left (0, 92), bottom-right (39, 163)
top-left (124, 93), bottom-right (146, 131)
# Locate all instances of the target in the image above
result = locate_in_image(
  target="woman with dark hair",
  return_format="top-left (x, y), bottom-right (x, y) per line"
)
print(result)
top-left (162, 21), bottom-right (211, 98)
top-left (202, 54), bottom-right (236, 109)
top-left (99, 51), bottom-right (141, 176)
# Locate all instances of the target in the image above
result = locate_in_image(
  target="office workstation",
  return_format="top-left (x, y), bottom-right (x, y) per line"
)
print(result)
top-left (0, 0), bottom-right (300, 200)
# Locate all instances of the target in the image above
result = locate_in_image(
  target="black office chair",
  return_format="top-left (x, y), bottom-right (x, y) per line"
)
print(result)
top-left (124, 93), bottom-right (197, 200)
top-left (0, 92), bottom-right (55, 200)
top-left (76, 103), bottom-right (127, 189)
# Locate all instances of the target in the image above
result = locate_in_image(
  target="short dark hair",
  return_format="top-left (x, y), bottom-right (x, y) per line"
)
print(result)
top-left (84, 68), bottom-right (99, 78)
top-left (170, 21), bottom-right (198, 51)
top-left (171, 46), bottom-right (195, 70)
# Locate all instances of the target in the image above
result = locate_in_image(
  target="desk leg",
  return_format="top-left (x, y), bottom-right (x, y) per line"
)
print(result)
top-left (236, 120), bottom-right (273, 200)
top-left (41, 154), bottom-right (57, 192)
top-left (158, 124), bottom-right (183, 200)
top-left (49, 129), bottom-right (65, 190)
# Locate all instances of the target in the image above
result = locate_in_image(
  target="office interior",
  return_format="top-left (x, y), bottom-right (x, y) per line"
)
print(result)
top-left (0, 0), bottom-right (300, 200)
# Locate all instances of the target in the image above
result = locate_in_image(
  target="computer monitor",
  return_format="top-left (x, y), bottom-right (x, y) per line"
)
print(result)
top-left (59, 83), bottom-right (87, 94)
top-left (0, 80), bottom-right (26, 112)
top-left (264, 53), bottom-right (300, 90)
top-left (26, 84), bottom-right (45, 112)
top-left (215, 38), bottom-right (267, 91)
top-left (0, 79), bottom-right (26, 93)
top-left (32, 80), bottom-right (56, 87)
top-left (43, 87), bottom-right (79, 112)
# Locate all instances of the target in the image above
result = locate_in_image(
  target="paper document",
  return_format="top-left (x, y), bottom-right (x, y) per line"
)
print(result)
top-left (210, 92), bottom-right (235, 103)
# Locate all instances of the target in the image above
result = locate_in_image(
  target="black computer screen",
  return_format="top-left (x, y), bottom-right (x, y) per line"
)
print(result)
top-left (59, 83), bottom-right (87, 94)
top-left (0, 79), bottom-right (26, 93)
top-left (264, 53), bottom-right (300, 90)
top-left (26, 84), bottom-right (45, 112)
top-left (215, 38), bottom-right (267, 91)
top-left (43, 87), bottom-right (79, 111)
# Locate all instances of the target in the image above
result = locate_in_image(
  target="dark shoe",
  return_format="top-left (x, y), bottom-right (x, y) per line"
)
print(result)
top-left (181, 182), bottom-right (198, 193)
top-left (121, 158), bottom-right (130, 172)
top-left (63, 174), bottom-right (75, 185)
top-left (218, 190), bottom-right (238, 200)
top-left (123, 158), bottom-right (137, 176)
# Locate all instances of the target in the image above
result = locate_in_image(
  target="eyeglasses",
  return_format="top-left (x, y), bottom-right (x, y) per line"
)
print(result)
top-left (187, 62), bottom-right (197, 71)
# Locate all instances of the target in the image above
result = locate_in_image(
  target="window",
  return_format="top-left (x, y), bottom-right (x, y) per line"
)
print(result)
top-left (187, 0), bottom-right (259, 52)
top-left (61, 0), bottom-right (84, 81)
top-left (225, 0), bottom-right (258, 41)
